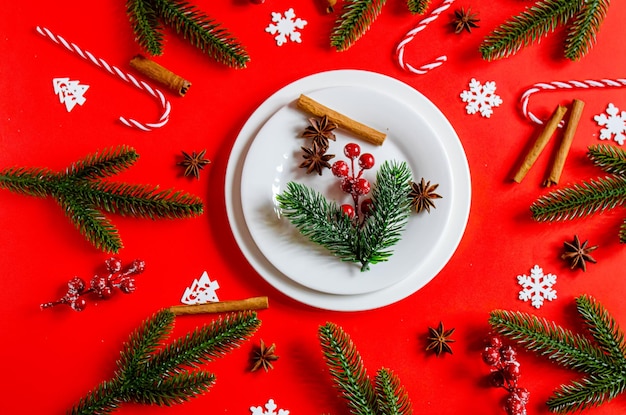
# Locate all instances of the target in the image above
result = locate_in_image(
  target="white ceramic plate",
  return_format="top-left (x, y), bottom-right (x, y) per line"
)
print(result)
top-left (240, 85), bottom-right (452, 295)
top-left (225, 70), bottom-right (471, 311)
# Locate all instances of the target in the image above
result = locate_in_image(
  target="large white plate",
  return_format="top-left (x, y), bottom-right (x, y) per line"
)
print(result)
top-left (240, 85), bottom-right (453, 295)
top-left (225, 70), bottom-right (471, 311)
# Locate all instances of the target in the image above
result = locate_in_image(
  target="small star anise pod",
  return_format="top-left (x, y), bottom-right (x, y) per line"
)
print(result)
top-left (300, 143), bottom-right (335, 175)
top-left (561, 235), bottom-right (598, 272)
top-left (426, 321), bottom-right (455, 357)
top-left (301, 115), bottom-right (337, 150)
top-left (178, 149), bottom-right (210, 179)
top-left (409, 178), bottom-right (442, 213)
top-left (453, 7), bottom-right (479, 34)
top-left (250, 339), bottom-right (279, 372)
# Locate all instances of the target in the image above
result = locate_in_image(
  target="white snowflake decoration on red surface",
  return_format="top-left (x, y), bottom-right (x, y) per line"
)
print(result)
top-left (180, 271), bottom-right (220, 305)
top-left (517, 265), bottom-right (557, 309)
top-left (594, 103), bottom-right (626, 145)
top-left (53, 77), bottom-right (89, 112)
top-left (460, 78), bottom-right (502, 118)
top-left (265, 8), bottom-right (307, 46)
top-left (250, 398), bottom-right (290, 415)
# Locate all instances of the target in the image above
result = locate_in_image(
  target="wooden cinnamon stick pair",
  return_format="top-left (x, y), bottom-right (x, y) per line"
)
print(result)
top-left (512, 99), bottom-right (585, 186)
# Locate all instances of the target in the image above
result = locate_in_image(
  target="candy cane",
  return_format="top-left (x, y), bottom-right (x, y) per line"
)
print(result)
top-left (36, 26), bottom-right (171, 132)
top-left (521, 78), bottom-right (626, 126)
top-left (396, 0), bottom-right (455, 75)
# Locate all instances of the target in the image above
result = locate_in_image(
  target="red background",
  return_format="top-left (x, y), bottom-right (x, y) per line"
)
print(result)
top-left (1, 1), bottom-right (625, 414)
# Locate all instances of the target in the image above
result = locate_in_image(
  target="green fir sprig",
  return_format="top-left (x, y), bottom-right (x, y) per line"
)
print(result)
top-left (0, 145), bottom-right (203, 253)
top-left (489, 295), bottom-right (626, 413)
top-left (531, 144), bottom-right (626, 243)
top-left (319, 322), bottom-right (413, 415)
top-left (70, 310), bottom-right (260, 414)
top-left (480, 0), bottom-right (611, 61)
top-left (407, 0), bottom-right (431, 14)
top-left (331, 0), bottom-right (388, 51)
top-left (126, 0), bottom-right (249, 68)
top-left (276, 160), bottom-right (412, 271)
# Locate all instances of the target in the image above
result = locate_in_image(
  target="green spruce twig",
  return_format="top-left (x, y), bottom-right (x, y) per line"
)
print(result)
top-left (489, 295), bottom-right (626, 413)
top-left (0, 145), bottom-right (203, 253)
top-left (407, 0), bottom-right (431, 14)
top-left (276, 161), bottom-right (412, 271)
top-left (126, 0), bottom-right (249, 68)
top-left (564, 0), bottom-right (610, 60)
top-left (319, 322), bottom-right (413, 415)
top-left (331, 0), bottom-right (388, 51)
top-left (530, 145), bottom-right (626, 243)
top-left (70, 310), bottom-right (260, 414)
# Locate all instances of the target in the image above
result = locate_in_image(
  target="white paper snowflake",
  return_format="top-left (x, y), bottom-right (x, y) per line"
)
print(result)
top-left (250, 398), bottom-right (289, 415)
top-left (53, 77), bottom-right (89, 112)
top-left (265, 8), bottom-right (307, 46)
top-left (594, 103), bottom-right (626, 145)
top-left (517, 265), bottom-right (557, 309)
top-left (180, 271), bottom-right (220, 305)
top-left (460, 78), bottom-right (502, 118)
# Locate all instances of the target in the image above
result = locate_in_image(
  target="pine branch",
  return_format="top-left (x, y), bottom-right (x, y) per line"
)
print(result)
top-left (548, 373), bottom-right (626, 413)
top-left (128, 370), bottom-right (216, 405)
top-left (621, 219), bottom-right (626, 243)
top-left (480, 0), bottom-right (581, 60)
top-left (151, 0), bottom-right (249, 68)
top-left (69, 379), bottom-right (124, 415)
top-left (588, 144), bottom-right (626, 176)
top-left (126, 0), bottom-right (164, 56)
top-left (407, 0), bottom-right (431, 14)
top-left (331, 0), bottom-right (387, 51)
top-left (564, 0), bottom-right (609, 60)
top-left (374, 368), bottom-right (413, 415)
top-left (0, 146), bottom-right (203, 253)
top-left (319, 322), bottom-right (378, 415)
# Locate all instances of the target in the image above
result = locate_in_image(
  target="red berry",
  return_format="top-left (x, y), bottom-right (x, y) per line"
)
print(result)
top-left (512, 387), bottom-right (530, 404)
top-left (344, 143), bottom-right (361, 159)
top-left (128, 259), bottom-right (146, 275)
top-left (489, 370), bottom-right (505, 387)
top-left (358, 153), bottom-right (375, 170)
top-left (105, 257), bottom-right (122, 273)
top-left (119, 278), bottom-right (136, 294)
top-left (332, 160), bottom-right (350, 177)
top-left (482, 346), bottom-right (501, 366)
top-left (71, 298), bottom-right (87, 312)
top-left (354, 178), bottom-right (370, 195)
top-left (341, 204), bottom-right (355, 218)
top-left (503, 361), bottom-right (521, 382)
top-left (360, 198), bottom-right (374, 216)
top-left (500, 345), bottom-right (517, 362)
top-left (67, 277), bottom-right (86, 294)
top-left (486, 336), bottom-right (503, 348)
top-left (504, 394), bottom-right (525, 415)
top-left (340, 178), bottom-right (353, 193)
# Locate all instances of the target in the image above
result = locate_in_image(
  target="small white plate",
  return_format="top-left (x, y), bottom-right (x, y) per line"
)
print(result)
top-left (240, 85), bottom-right (453, 295)
top-left (225, 70), bottom-right (470, 311)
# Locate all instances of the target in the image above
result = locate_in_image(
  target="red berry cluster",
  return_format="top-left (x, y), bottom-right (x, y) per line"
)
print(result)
top-left (331, 143), bottom-right (375, 222)
top-left (482, 336), bottom-right (530, 415)
top-left (41, 258), bottom-right (145, 312)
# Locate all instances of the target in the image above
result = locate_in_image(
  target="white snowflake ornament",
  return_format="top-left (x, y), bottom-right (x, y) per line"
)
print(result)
top-left (53, 77), bottom-right (89, 112)
top-left (250, 398), bottom-right (289, 415)
top-left (460, 78), bottom-right (502, 118)
top-left (594, 103), bottom-right (626, 145)
top-left (180, 271), bottom-right (220, 305)
top-left (517, 265), bottom-right (557, 309)
top-left (265, 8), bottom-right (307, 46)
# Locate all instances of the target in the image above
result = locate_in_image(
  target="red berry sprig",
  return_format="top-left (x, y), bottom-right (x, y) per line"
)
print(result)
top-left (41, 258), bottom-right (145, 312)
top-left (482, 336), bottom-right (530, 415)
top-left (331, 143), bottom-right (375, 224)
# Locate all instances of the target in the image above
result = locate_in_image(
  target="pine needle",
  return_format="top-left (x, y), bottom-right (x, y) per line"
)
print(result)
top-left (331, 0), bottom-right (387, 51)
top-left (374, 368), bottom-right (413, 415)
top-left (564, 0), bottom-right (610, 60)
top-left (407, 0), bottom-right (431, 14)
top-left (588, 144), bottom-right (626, 176)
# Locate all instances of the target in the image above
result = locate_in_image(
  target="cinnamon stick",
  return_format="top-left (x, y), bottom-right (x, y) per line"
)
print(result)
top-left (543, 99), bottom-right (585, 187)
top-left (512, 104), bottom-right (568, 183)
top-left (296, 94), bottom-right (386, 145)
top-left (168, 296), bottom-right (269, 316)
top-left (129, 55), bottom-right (191, 96)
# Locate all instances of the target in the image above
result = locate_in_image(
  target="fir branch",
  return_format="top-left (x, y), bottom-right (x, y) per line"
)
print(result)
top-left (69, 379), bottom-right (124, 415)
top-left (0, 146), bottom-right (203, 253)
top-left (374, 368), bottom-right (413, 415)
top-left (407, 0), bottom-right (431, 14)
top-left (621, 219), bottom-right (626, 243)
top-left (548, 372), bottom-right (626, 413)
top-left (564, 0), bottom-right (609, 60)
top-left (126, 0), bottom-right (164, 56)
top-left (479, 0), bottom-right (581, 60)
top-left (319, 322), bottom-right (378, 415)
top-left (331, 0), bottom-right (387, 51)
top-left (151, 0), bottom-right (249, 68)
top-left (588, 144), bottom-right (626, 176)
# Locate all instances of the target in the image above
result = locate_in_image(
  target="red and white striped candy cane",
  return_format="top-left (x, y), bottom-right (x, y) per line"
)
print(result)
top-left (396, 0), bottom-right (455, 75)
top-left (521, 78), bottom-right (626, 125)
top-left (36, 26), bottom-right (171, 132)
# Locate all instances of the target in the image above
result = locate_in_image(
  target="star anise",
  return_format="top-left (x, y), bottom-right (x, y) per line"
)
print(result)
top-left (300, 143), bottom-right (335, 175)
top-left (561, 235), bottom-right (598, 272)
top-left (426, 321), bottom-right (455, 357)
top-left (178, 149), bottom-right (210, 179)
top-left (453, 7), bottom-right (480, 34)
top-left (409, 178), bottom-right (442, 213)
top-left (250, 339), bottom-right (279, 372)
top-left (301, 115), bottom-right (337, 151)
